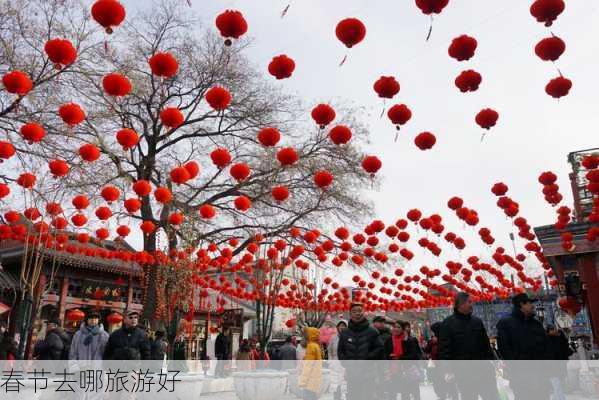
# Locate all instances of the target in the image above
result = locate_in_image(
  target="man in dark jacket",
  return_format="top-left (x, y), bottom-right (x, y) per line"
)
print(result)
top-left (150, 330), bottom-right (167, 371)
top-left (34, 318), bottom-right (71, 361)
top-left (338, 302), bottom-right (384, 400)
top-left (278, 335), bottom-right (297, 370)
top-left (497, 293), bottom-right (551, 400)
top-left (214, 328), bottom-right (230, 377)
top-left (103, 310), bottom-right (151, 361)
top-left (439, 292), bottom-right (498, 400)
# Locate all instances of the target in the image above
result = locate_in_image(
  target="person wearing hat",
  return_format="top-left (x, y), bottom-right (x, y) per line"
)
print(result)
top-left (33, 317), bottom-right (71, 361)
top-left (103, 309), bottom-right (151, 361)
top-left (496, 293), bottom-right (551, 400)
top-left (69, 310), bottom-right (109, 365)
top-left (337, 302), bottom-right (384, 400)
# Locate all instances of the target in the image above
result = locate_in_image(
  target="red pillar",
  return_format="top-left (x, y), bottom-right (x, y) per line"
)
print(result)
top-left (579, 254), bottom-right (599, 346)
top-left (58, 276), bottom-right (69, 321)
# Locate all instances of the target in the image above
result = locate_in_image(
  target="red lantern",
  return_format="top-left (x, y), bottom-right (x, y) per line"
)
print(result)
top-left (168, 212), bottom-right (184, 226)
top-left (95, 206), bottom-right (112, 221)
top-left (373, 76), bottom-right (400, 99)
top-left (184, 161), bottom-right (200, 179)
top-left (448, 35), bottom-right (477, 61)
top-left (314, 170), bottom-right (333, 188)
top-left (234, 196), bottom-right (251, 212)
top-left (415, 0), bottom-right (449, 15)
top-left (475, 108), bottom-right (499, 130)
top-left (79, 144), bottom-right (101, 162)
top-left (210, 148), bottom-right (232, 168)
top-left (535, 36), bottom-right (565, 62)
top-left (101, 185), bottom-right (120, 203)
top-left (71, 214), bottom-right (88, 227)
top-left (205, 86), bottom-right (232, 111)
top-left (335, 18), bottom-right (366, 48)
top-left (124, 198), bottom-right (141, 213)
top-left (44, 39), bottom-right (77, 69)
top-left (414, 131), bottom-right (436, 150)
top-left (132, 180), bottom-right (152, 197)
top-left (545, 76), bottom-right (572, 98)
top-left (215, 10), bottom-right (248, 46)
top-left (170, 166), bottom-right (190, 185)
top-left (160, 107), bottom-right (184, 129)
top-left (0, 184), bottom-right (10, 199)
top-left (2, 71), bottom-right (32, 95)
top-left (272, 186), bottom-right (289, 202)
top-left (140, 221), bottom-right (156, 235)
top-left (102, 73), bottom-right (132, 97)
top-left (407, 209), bottom-right (422, 222)
top-left (106, 312), bottom-right (123, 325)
top-left (230, 163), bottom-right (251, 181)
top-left (17, 173), bottom-right (36, 189)
top-left (530, 0), bottom-right (565, 27)
top-left (154, 187), bottom-right (172, 204)
top-left (362, 156), bottom-right (382, 176)
top-left (257, 127), bottom-right (281, 147)
top-left (387, 104), bottom-right (412, 131)
top-left (0, 141), bottom-right (16, 161)
top-left (200, 204), bottom-right (217, 219)
top-left (66, 308), bottom-right (85, 322)
top-left (276, 147), bottom-right (299, 166)
top-left (72, 195), bottom-right (90, 210)
top-left (311, 104), bottom-right (336, 129)
top-left (48, 159), bottom-right (70, 178)
top-left (268, 55), bottom-right (295, 80)
top-left (58, 103), bottom-right (85, 126)
top-left (116, 128), bottom-right (139, 150)
top-left (116, 225), bottom-right (130, 237)
top-left (20, 122), bottom-right (46, 144)
top-left (491, 182), bottom-right (508, 196)
top-left (149, 52), bottom-right (178, 78)
top-left (329, 125), bottom-right (352, 145)
top-left (91, 0), bottom-right (126, 34)
top-left (455, 70), bottom-right (482, 93)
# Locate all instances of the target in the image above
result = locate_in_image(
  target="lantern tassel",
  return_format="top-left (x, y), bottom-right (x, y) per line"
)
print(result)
top-left (426, 16), bottom-right (434, 42)
top-left (339, 54), bottom-right (347, 67)
top-left (186, 0), bottom-right (192, 6)
top-left (281, 4), bottom-right (290, 18)
top-left (379, 100), bottom-right (386, 119)
top-left (480, 132), bottom-right (487, 142)
top-left (395, 128), bottom-right (400, 142)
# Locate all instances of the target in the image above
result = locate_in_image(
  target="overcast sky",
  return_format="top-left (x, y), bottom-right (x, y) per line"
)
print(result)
top-left (124, 0), bottom-right (598, 279)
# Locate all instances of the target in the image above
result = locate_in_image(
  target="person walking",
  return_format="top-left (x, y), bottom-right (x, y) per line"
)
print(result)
top-left (0, 330), bottom-right (18, 361)
top-left (150, 330), bottom-right (168, 372)
top-left (338, 302), bottom-right (384, 400)
top-left (438, 292), bottom-right (498, 400)
top-left (398, 321), bottom-right (423, 400)
top-left (425, 322), bottom-right (458, 400)
top-left (278, 335), bottom-right (297, 370)
top-left (546, 325), bottom-right (572, 400)
top-left (373, 316), bottom-right (392, 400)
top-left (33, 318), bottom-right (71, 361)
top-left (172, 333), bottom-right (188, 372)
top-left (69, 311), bottom-right (109, 363)
top-left (299, 327), bottom-right (323, 400)
top-left (214, 328), bottom-right (230, 377)
top-left (385, 321), bottom-right (405, 400)
top-left (328, 320), bottom-right (347, 400)
top-left (236, 339), bottom-right (254, 371)
top-left (496, 293), bottom-right (551, 400)
top-left (103, 310), bottom-right (151, 360)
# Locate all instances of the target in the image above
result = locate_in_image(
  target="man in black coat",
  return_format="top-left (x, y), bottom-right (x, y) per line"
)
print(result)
top-left (439, 292), bottom-right (498, 400)
top-left (150, 330), bottom-right (167, 371)
top-left (33, 318), bottom-right (71, 361)
top-left (214, 328), bottom-right (230, 377)
top-left (278, 335), bottom-right (297, 370)
top-left (497, 293), bottom-right (551, 400)
top-left (103, 310), bottom-right (151, 361)
top-left (338, 302), bottom-right (384, 400)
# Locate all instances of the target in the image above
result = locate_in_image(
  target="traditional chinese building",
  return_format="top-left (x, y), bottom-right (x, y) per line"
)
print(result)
top-left (535, 148), bottom-right (599, 347)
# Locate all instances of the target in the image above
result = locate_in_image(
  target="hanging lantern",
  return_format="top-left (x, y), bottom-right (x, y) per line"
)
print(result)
top-left (335, 18), bottom-right (366, 48)
top-left (373, 76), bottom-right (400, 99)
top-left (545, 76), bottom-right (572, 98)
top-left (66, 308), bottom-right (85, 322)
top-left (3, 70), bottom-right (32, 96)
top-left (116, 225), bottom-right (130, 237)
top-left (48, 159), bottom-right (70, 178)
top-left (0, 184), bottom-right (10, 199)
top-left (535, 36), bottom-right (566, 62)
top-left (234, 196), bottom-right (251, 212)
top-left (168, 212), bottom-right (184, 225)
top-left (230, 163), bottom-right (251, 181)
top-left (414, 131), bottom-right (436, 150)
top-left (116, 128), bottom-right (139, 150)
top-left (184, 161), bottom-right (200, 179)
top-left (0, 141), bottom-right (15, 161)
top-left (311, 104), bottom-right (336, 129)
top-left (170, 166), bottom-right (191, 185)
top-left (91, 0), bottom-right (126, 34)
top-left (272, 186), bottom-right (290, 202)
top-left (101, 185), bottom-right (120, 203)
top-left (199, 204), bottom-right (217, 219)
top-left (387, 104), bottom-right (412, 136)
top-left (415, 0), bottom-right (450, 40)
top-left (160, 107), bottom-right (184, 129)
top-left (210, 148), bottom-right (232, 168)
top-left (58, 103), bottom-right (86, 127)
top-left (95, 206), bottom-right (112, 221)
top-left (79, 144), bottom-right (101, 162)
top-left (132, 180), bottom-right (152, 197)
top-left (20, 122), bottom-right (46, 144)
top-left (154, 187), bottom-right (172, 204)
top-left (448, 35), bottom-right (477, 61)
top-left (140, 221), bottom-right (156, 235)
top-left (314, 170), bottom-right (333, 189)
top-left (329, 125), bottom-right (352, 145)
top-left (530, 0), bottom-right (565, 27)
top-left (17, 173), bottom-right (36, 189)
top-left (124, 198), bottom-right (142, 213)
top-left (257, 127), bottom-right (281, 147)
top-left (205, 86), bottom-right (232, 111)
top-left (268, 55), bottom-right (295, 80)
top-left (215, 10), bottom-right (248, 46)
top-left (276, 147), bottom-right (299, 166)
top-left (106, 312), bottom-right (123, 325)
top-left (475, 108), bottom-right (499, 133)
top-left (102, 73), bottom-right (132, 97)
top-left (149, 52), bottom-right (179, 78)
top-left (455, 70), bottom-right (482, 93)
top-left (362, 156), bottom-right (382, 176)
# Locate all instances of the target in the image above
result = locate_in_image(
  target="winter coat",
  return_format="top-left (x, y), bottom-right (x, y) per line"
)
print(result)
top-left (424, 337), bottom-right (439, 360)
top-left (214, 333), bottom-right (229, 359)
top-left (0, 334), bottom-right (18, 360)
top-left (299, 327), bottom-right (323, 395)
top-left (278, 342), bottom-right (296, 370)
top-left (150, 337), bottom-right (167, 360)
top-left (400, 335), bottom-right (423, 360)
top-left (236, 350), bottom-right (254, 371)
top-left (547, 332), bottom-right (573, 378)
top-left (69, 323), bottom-right (109, 363)
top-left (377, 327), bottom-right (392, 352)
top-left (103, 326), bottom-right (151, 360)
top-left (496, 308), bottom-right (550, 360)
top-left (338, 318), bottom-right (384, 379)
top-left (438, 311), bottom-right (495, 360)
top-left (328, 334), bottom-right (340, 360)
top-left (34, 328), bottom-right (71, 360)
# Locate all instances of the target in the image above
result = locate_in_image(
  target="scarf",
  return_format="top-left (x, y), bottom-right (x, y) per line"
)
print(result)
top-left (83, 325), bottom-right (100, 346)
top-left (391, 334), bottom-right (403, 359)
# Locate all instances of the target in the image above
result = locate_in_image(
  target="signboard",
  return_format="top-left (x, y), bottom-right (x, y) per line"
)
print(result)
top-left (82, 280), bottom-right (125, 301)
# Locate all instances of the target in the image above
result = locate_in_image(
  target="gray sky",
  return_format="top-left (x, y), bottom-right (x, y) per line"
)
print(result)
top-left (125, 0), bottom-right (598, 281)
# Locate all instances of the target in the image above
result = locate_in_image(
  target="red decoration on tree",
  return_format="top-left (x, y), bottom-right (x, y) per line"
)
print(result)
top-left (168, 212), bottom-right (184, 225)
top-left (329, 125), bottom-right (352, 145)
top-left (133, 180), bottom-right (152, 197)
top-left (234, 196), bottom-right (252, 212)
top-left (20, 122), bottom-right (46, 144)
top-left (414, 131), bottom-right (436, 150)
top-left (475, 108), bottom-right (499, 130)
top-left (72, 195), bottom-right (90, 210)
top-left (2, 71), bottom-right (33, 95)
top-left (0, 141), bottom-right (15, 161)
top-left (277, 147), bottom-right (299, 166)
top-left (58, 103), bottom-right (85, 126)
top-left (184, 161), bottom-right (200, 179)
top-left (210, 148), bottom-right (232, 168)
top-left (272, 186), bottom-right (290, 202)
top-left (491, 182), bottom-right (508, 196)
top-left (44, 39), bottom-right (77, 69)
top-left (362, 156), bottom-right (382, 176)
top-left (160, 107), bottom-right (184, 129)
top-left (230, 163), bottom-right (251, 181)
top-left (79, 144), bottom-right (101, 162)
top-left (215, 10), bottom-right (248, 46)
top-left (257, 127), bottom-right (281, 147)
top-left (205, 86), bottom-right (232, 110)
top-left (200, 204), bottom-right (217, 218)
top-left (311, 104), bottom-right (336, 129)
top-left (71, 214), bottom-right (88, 227)
top-left (448, 35), bottom-right (477, 61)
top-left (154, 187), bottom-right (172, 204)
top-left (530, 0), bottom-right (565, 27)
top-left (535, 36), bottom-right (565, 62)
top-left (268, 55), bottom-right (295, 80)
top-left (91, 0), bottom-right (126, 34)
top-left (96, 228), bottom-right (110, 240)
top-left (336, 18), bottom-right (366, 48)
top-left (455, 70), bottom-right (482, 93)
top-left (102, 73), bottom-right (132, 97)
top-left (95, 206), bottom-right (112, 220)
top-left (545, 76), bottom-right (572, 98)
top-left (17, 173), bottom-right (36, 189)
top-left (117, 225), bottom-right (130, 237)
top-left (0, 184), bottom-right (10, 199)
top-left (170, 166), bottom-right (191, 185)
top-left (373, 76), bottom-right (400, 99)
top-left (48, 159), bottom-right (70, 178)
top-left (124, 198), bottom-right (141, 213)
top-left (314, 170), bottom-right (333, 188)
top-left (101, 185), bottom-right (120, 203)
top-left (116, 128), bottom-right (139, 150)
top-left (149, 52), bottom-right (179, 78)
top-left (140, 221), bottom-right (156, 235)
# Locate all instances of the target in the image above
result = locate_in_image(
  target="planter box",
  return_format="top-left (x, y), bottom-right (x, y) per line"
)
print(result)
top-left (232, 370), bottom-right (288, 400)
